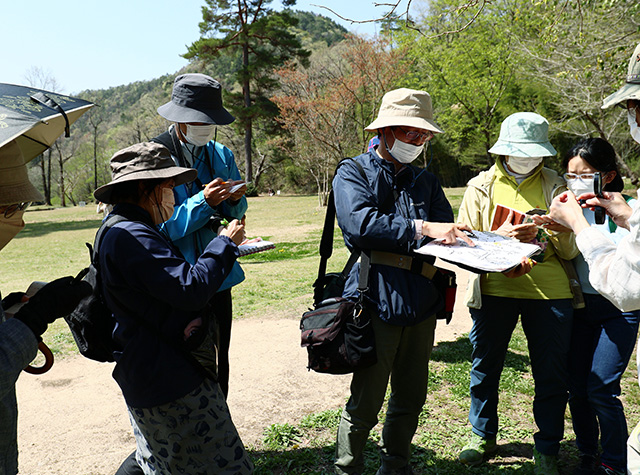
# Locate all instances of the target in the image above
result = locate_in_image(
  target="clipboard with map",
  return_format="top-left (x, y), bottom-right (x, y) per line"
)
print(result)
top-left (414, 230), bottom-right (542, 273)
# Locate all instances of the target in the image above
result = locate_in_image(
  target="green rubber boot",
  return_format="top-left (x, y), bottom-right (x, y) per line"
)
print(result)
top-left (458, 433), bottom-right (497, 466)
top-left (533, 448), bottom-right (559, 475)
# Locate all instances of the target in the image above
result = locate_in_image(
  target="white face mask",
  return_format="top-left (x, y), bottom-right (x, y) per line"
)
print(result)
top-left (566, 177), bottom-right (595, 197)
top-left (184, 124), bottom-right (216, 147)
top-left (0, 210), bottom-right (26, 251)
top-left (505, 156), bottom-right (543, 175)
top-left (388, 138), bottom-right (425, 164)
top-left (151, 187), bottom-right (175, 225)
top-left (628, 110), bottom-right (640, 145)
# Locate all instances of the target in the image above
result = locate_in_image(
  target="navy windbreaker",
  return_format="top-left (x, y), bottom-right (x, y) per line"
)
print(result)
top-left (333, 151), bottom-right (454, 326)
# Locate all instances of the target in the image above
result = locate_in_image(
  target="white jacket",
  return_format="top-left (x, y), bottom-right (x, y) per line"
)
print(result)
top-left (575, 193), bottom-right (640, 312)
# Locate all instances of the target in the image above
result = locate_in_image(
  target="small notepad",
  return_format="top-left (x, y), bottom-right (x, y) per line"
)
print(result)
top-left (238, 239), bottom-right (275, 256)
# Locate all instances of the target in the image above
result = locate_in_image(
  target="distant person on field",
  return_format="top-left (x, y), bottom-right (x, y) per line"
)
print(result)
top-left (152, 73), bottom-right (247, 399)
top-left (457, 112), bottom-right (578, 474)
top-left (332, 87), bottom-right (474, 475)
top-left (94, 142), bottom-right (253, 475)
top-left (547, 42), bottom-right (640, 475)
top-left (0, 140), bottom-right (90, 474)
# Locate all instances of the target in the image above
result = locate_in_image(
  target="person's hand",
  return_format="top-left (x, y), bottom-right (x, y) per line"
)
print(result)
top-left (203, 178), bottom-right (231, 207)
top-left (502, 256), bottom-right (536, 278)
top-left (548, 191), bottom-right (591, 234)
top-left (495, 209), bottom-right (538, 242)
top-left (530, 214), bottom-right (572, 233)
top-left (219, 219), bottom-right (245, 246)
top-left (423, 222), bottom-right (475, 246)
top-left (579, 191), bottom-right (633, 230)
top-left (228, 180), bottom-right (247, 201)
top-left (14, 276), bottom-right (92, 338)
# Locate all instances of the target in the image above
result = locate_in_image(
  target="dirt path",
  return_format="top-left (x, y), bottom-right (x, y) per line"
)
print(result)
top-left (16, 264), bottom-right (472, 475)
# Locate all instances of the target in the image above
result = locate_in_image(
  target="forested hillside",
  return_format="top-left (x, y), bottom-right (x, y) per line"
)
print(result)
top-left (25, 2), bottom-right (640, 207)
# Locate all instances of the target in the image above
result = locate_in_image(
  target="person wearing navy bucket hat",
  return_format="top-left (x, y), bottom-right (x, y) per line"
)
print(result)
top-left (457, 112), bottom-right (579, 474)
top-left (152, 73), bottom-right (248, 402)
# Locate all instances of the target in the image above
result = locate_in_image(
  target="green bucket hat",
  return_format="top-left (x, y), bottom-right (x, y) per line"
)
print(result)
top-left (602, 43), bottom-right (640, 109)
top-left (488, 112), bottom-right (557, 158)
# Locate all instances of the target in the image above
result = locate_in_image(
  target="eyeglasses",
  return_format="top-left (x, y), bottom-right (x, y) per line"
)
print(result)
top-left (395, 127), bottom-right (434, 143)
top-left (564, 173), bottom-right (596, 181)
top-left (2, 202), bottom-right (31, 218)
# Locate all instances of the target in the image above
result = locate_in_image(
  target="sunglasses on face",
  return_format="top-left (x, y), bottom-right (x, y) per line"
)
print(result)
top-left (394, 127), bottom-right (434, 143)
top-left (1, 202), bottom-right (31, 218)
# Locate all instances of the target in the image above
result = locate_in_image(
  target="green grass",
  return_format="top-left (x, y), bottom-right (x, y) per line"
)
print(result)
top-left (4, 192), bottom-right (640, 474)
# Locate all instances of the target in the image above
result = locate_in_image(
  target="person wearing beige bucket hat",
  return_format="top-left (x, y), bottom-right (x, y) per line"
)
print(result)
top-left (332, 88), bottom-right (474, 475)
top-left (457, 112), bottom-right (579, 474)
top-left (91, 142), bottom-right (253, 475)
top-left (0, 140), bottom-right (91, 475)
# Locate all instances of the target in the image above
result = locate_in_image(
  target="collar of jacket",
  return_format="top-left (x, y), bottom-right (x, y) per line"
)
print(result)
top-left (369, 150), bottom-right (418, 185)
top-left (467, 159), bottom-right (564, 198)
top-left (111, 202), bottom-right (155, 227)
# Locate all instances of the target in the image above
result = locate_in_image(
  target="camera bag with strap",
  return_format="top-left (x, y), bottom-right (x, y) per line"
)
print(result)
top-left (300, 159), bottom-right (377, 374)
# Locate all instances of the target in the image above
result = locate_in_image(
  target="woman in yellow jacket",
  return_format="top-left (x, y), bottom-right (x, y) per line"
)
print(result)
top-left (456, 112), bottom-right (579, 475)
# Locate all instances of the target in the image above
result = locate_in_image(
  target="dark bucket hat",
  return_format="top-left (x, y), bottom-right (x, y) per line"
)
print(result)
top-left (157, 73), bottom-right (235, 125)
top-left (94, 142), bottom-right (198, 203)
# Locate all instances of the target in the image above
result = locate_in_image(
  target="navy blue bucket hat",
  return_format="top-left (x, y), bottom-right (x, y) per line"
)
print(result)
top-left (157, 73), bottom-right (235, 125)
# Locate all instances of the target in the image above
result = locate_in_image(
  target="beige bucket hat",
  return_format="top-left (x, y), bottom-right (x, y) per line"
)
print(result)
top-left (602, 43), bottom-right (640, 109)
top-left (365, 88), bottom-right (444, 134)
top-left (0, 140), bottom-right (45, 206)
top-left (94, 142), bottom-right (198, 204)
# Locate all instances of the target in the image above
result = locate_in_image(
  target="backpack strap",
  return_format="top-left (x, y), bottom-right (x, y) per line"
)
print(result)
top-left (91, 213), bottom-right (216, 381)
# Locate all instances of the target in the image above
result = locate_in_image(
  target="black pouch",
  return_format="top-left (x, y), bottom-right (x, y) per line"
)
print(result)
top-left (300, 297), bottom-right (376, 374)
top-left (431, 267), bottom-right (457, 323)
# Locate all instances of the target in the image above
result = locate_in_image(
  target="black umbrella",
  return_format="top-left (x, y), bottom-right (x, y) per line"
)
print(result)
top-left (0, 83), bottom-right (94, 162)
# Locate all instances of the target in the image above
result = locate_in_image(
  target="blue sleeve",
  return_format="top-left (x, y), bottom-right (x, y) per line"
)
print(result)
top-left (102, 224), bottom-right (238, 311)
top-left (333, 159), bottom-right (415, 251)
top-left (216, 145), bottom-right (248, 220)
top-left (159, 186), bottom-right (214, 242)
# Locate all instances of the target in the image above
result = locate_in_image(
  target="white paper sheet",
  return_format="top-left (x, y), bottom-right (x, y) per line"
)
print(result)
top-left (414, 231), bottom-right (542, 273)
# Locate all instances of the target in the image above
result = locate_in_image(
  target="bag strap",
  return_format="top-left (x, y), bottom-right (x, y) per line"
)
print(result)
top-left (314, 159), bottom-right (368, 304)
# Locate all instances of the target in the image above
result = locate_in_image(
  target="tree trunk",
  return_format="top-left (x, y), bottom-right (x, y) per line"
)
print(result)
top-left (45, 150), bottom-right (52, 205)
top-left (243, 42), bottom-right (253, 181)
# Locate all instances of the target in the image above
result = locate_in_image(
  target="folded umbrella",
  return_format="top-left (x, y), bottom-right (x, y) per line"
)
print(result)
top-left (0, 83), bottom-right (94, 162)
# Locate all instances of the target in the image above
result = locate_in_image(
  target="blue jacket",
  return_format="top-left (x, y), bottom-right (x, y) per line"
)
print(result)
top-left (333, 152), bottom-right (454, 326)
top-left (158, 131), bottom-right (247, 292)
top-left (100, 204), bottom-right (238, 408)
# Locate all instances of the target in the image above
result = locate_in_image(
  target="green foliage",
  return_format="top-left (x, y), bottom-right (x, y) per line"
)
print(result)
top-left (185, 0), bottom-right (311, 181)
top-left (262, 423), bottom-right (302, 450)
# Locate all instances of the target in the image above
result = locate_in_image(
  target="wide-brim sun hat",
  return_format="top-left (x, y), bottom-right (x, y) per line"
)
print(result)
top-left (94, 142), bottom-right (198, 204)
top-left (157, 73), bottom-right (235, 125)
top-left (365, 88), bottom-right (444, 134)
top-left (602, 43), bottom-right (640, 109)
top-left (488, 112), bottom-right (557, 158)
top-left (0, 140), bottom-right (45, 206)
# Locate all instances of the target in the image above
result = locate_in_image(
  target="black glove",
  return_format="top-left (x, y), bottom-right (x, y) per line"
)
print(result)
top-left (15, 276), bottom-right (92, 338)
top-left (1, 291), bottom-right (25, 311)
